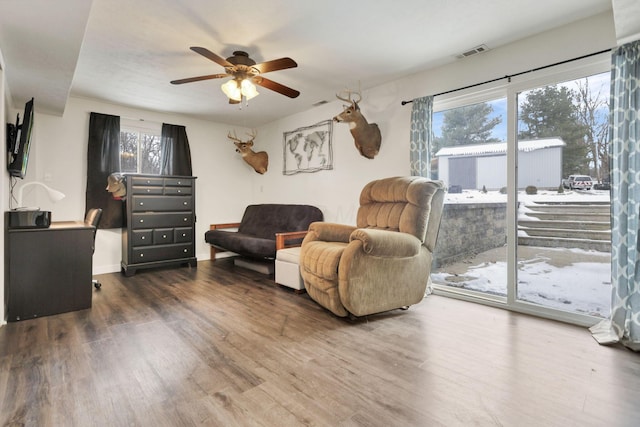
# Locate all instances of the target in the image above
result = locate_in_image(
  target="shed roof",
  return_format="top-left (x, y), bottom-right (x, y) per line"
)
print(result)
top-left (435, 137), bottom-right (565, 157)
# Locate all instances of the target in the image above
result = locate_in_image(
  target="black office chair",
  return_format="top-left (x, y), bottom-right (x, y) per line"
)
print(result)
top-left (85, 208), bottom-right (103, 289)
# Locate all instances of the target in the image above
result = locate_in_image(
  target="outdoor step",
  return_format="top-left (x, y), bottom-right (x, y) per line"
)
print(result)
top-left (529, 200), bottom-right (610, 206)
top-left (525, 204), bottom-right (609, 214)
top-left (518, 227), bottom-right (611, 241)
top-left (518, 219), bottom-right (610, 230)
top-left (524, 211), bottom-right (609, 222)
top-left (517, 236), bottom-right (610, 252)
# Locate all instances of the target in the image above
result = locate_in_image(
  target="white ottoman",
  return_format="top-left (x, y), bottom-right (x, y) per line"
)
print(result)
top-left (275, 246), bottom-right (305, 291)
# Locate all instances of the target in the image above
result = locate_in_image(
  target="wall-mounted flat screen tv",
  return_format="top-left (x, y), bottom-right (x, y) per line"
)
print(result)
top-left (7, 97), bottom-right (34, 179)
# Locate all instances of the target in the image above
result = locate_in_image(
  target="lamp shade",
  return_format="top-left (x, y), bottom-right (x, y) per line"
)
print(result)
top-left (16, 181), bottom-right (66, 209)
top-left (241, 79), bottom-right (259, 100)
top-left (221, 79), bottom-right (242, 101)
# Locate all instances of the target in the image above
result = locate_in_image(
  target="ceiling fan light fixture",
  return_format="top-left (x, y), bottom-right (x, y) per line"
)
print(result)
top-left (221, 78), bottom-right (259, 102)
top-left (241, 79), bottom-right (259, 100)
top-left (221, 79), bottom-right (242, 101)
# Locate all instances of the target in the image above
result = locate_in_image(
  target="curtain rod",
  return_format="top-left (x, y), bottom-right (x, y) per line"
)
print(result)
top-left (400, 48), bottom-right (611, 105)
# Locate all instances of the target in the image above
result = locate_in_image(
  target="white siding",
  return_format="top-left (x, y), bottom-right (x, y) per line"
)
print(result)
top-left (438, 141), bottom-right (564, 190)
top-left (518, 146), bottom-right (564, 188)
top-left (478, 155), bottom-right (506, 190)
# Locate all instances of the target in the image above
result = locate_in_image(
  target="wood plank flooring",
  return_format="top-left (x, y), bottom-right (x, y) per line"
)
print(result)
top-left (1, 258), bottom-right (639, 426)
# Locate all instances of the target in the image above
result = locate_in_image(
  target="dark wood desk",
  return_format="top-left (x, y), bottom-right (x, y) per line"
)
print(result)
top-left (5, 220), bottom-right (94, 322)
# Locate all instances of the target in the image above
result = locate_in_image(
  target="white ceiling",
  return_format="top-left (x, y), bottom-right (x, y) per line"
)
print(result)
top-left (0, 0), bottom-right (616, 127)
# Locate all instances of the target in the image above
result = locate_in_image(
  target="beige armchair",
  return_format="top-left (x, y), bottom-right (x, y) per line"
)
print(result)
top-left (300, 176), bottom-right (445, 317)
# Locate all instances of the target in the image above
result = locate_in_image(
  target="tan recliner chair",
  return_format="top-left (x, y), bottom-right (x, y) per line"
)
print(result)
top-left (300, 176), bottom-right (445, 317)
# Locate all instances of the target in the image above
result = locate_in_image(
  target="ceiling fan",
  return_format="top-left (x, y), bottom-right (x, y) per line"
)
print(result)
top-left (171, 47), bottom-right (300, 103)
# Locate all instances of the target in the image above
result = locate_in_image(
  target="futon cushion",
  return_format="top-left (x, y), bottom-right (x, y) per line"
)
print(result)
top-left (238, 204), bottom-right (323, 239)
top-left (206, 230), bottom-right (275, 259)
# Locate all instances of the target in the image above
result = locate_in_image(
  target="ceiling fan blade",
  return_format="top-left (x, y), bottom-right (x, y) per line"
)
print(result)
top-left (190, 46), bottom-right (233, 67)
top-left (253, 57), bottom-right (298, 74)
top-left (253, 76), bottom-right (300, 98)
top-left (170, 73), bottom-right (229, 85)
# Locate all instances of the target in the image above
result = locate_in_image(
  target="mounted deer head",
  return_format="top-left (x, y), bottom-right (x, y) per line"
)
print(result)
top-left (228, 129), bottom-right (269, 174)
top-left (334, 90), bottom-right (381, 159)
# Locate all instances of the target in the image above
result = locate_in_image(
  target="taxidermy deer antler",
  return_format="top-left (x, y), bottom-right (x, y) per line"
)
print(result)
top-left (227, 130), bottom-right (269, 174)
top-left (334, 89), bottom-right (381, 159)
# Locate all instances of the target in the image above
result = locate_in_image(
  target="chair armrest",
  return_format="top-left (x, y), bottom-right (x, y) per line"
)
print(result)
top-left (307, 222), bottom-right (356, 243)
top-left (210, 222), bottom-right (241, 230)
top-left (208, 222), bottom-right (241, 260)
top-left (349, 228), bottom-right (422, 257)
top-left (275, 230), bottom-right (309, 250)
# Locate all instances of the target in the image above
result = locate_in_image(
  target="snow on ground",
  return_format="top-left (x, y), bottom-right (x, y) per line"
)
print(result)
top-left (443, 187), bottom-right (610, 205)
top-left (432, 247), bottom-right (611, 318)
top-left (433, 187), bottom-right (612, 318)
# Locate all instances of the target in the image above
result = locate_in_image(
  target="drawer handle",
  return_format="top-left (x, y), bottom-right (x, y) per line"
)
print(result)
top-left (183, 218), bottom-right (188, 222)
top-left (162, 234), bottom-right (167, 239)
top-left (140, 219), bottom-right (144, 223)
top-left (183, 202), bottom-right (188, 205)
top-left (182, 233), bottom-right (186, 237)
top-left (141, 236), bottom-right (146, 240)
top-left (139, 202), bottom-right (144, 206)
top-left (183, 249), bottom-right (188, 253)
top-left (177, 181), bottom-right (182, 184)
top-left (177, 190), bottom-right (182, 193)
top-left (146, 189), bottom-right (151, 193)
top-left (140, 254), bottom-right (144, 258)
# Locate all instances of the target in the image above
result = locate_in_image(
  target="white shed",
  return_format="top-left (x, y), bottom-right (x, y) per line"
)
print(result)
top-left (435, 138), bottom-right (565, 190)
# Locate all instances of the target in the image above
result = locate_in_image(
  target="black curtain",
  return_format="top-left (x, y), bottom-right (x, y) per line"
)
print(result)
top-left (160, 123), bottom-right (192, 176)
top-left (86, 112), bottom-right (124, 229)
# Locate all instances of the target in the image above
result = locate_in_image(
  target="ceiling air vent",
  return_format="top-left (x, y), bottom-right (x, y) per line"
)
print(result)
top-left (457, 44), bottom-right (490, 59)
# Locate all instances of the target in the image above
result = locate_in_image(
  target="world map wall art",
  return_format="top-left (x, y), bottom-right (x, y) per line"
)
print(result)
top-left (283, 120), bottom-right (333, 175)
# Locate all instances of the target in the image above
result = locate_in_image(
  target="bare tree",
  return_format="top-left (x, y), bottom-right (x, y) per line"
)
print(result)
top-left (575, 78), bottom-right (610, 182)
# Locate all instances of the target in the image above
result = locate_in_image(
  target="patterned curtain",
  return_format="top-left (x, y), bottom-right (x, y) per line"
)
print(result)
top-left (590, 40), bottom-right (640, 351)
top-left (409, 96), bottom-right (433, 177)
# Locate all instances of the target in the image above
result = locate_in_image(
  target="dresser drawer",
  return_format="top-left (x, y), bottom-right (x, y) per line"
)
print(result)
top-left (132, 230), bottom-right (153, 246)
top-left (164, 186), bottom-right (192, 196)
top-left (153, 228), bottom-right (174, 244)
top-left (132, 244), bottom-right (194, 263)
top-left (164, 178), bottom-right (192, 187)
top-left (131, 212), bottom-right (194, 229)
top-left (130, 176), bottom-right (164, 187)
top-left (174, 227), bottom-right (193, 243)
top-left (131, 195), bottom-right (193, 212)
top-left (132, 186), bottom-right (164, 195)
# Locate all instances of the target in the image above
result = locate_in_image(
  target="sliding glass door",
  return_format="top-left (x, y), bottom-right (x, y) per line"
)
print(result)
top-left (430, 61), bottom-right (612, 325)
top-left (515, 72), bottom-right (612, 319)
top-left (430, 97), bottom-right (508, 300)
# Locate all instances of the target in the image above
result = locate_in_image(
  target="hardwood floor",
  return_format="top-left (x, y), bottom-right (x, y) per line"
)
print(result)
top-left (1, 259), bottom-right (639, 427)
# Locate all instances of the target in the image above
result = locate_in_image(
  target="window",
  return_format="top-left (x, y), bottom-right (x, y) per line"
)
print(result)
top-left (515, 72), bottom-right (611, 319)
top-left (119, 120), bottom-right (162, 174)
top-left (431, 97), bottom-right (508, 299)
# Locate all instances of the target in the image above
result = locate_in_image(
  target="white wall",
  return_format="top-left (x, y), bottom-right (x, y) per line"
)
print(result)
top-left (4, 11), bottom-right (617, 285)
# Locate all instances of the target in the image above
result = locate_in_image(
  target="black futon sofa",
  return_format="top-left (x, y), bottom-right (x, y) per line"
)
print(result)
top-left (205, 204), bottom-right (323, 261)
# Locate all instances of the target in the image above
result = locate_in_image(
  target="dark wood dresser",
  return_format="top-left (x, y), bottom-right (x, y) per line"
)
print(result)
top-left (121, 174), bottom-right (197, 276)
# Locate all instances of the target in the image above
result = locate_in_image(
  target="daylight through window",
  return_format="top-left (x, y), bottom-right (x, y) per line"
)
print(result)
top-left (120, 121), bottom-right (162, 174)
top-left (427, 60), bottom-right (612, 325)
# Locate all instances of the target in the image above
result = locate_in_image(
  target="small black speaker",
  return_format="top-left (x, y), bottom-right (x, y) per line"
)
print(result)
top-left (7, 210), bottom-right (52, 229)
